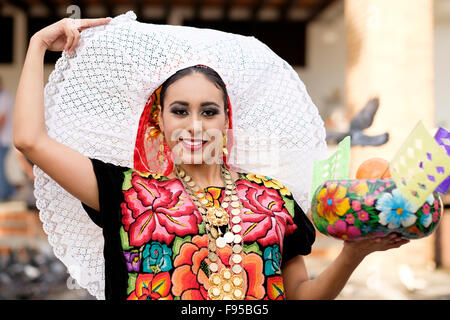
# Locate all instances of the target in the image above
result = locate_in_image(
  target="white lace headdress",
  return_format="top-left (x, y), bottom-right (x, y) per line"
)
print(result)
top-left (35, 11), bottom-right (327, 299)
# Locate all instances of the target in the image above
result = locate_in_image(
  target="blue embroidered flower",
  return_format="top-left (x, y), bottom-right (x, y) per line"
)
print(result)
top-left (375, 189), bottom-right (418, 229)
top-left (142, 242), bottom-right (173, 273)
top-left (420, 214), bottom-right (432, 228)
top-left (263, 245), bottom-right (281, 276)
top-left (361, 225), bottom-right (371, 234)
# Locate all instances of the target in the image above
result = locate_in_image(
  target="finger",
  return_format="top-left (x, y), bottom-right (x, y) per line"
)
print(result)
top-left (78, 17), bottom-right (112, 30)
top-left (68, 29), bottom-right (81, 55)
top-left (388, 239), bottom-right (409, 249)
top-left (64, 27), bottom-right (75, 53)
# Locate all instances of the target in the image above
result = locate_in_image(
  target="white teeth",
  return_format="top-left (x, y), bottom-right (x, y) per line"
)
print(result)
top-left (183, 140), bottom-right (204, 146)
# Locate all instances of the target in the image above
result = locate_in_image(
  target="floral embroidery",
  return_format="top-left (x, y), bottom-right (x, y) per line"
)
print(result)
top-left (201, 187), bottom-right (224, 207)
top-left (376, 189), bottom-right (418, 229)
top-left (142, 242), bottom-right (173, 273)
top-left (120, 171), bottom-right (202, 246)
top-left (326, 220), bottom-right (361, 240)
top-left (171, 235), bottom-right (210, 299)
top-left (124, 250), bottom-right (141, 273)
top-left (311, 178), bottom-right (441, 241)
top-left (246, 174), bottom-right (291, 196)
top-left (114, 169), bottom-right (306, 300)
top-left (238, 179), bottom-right (296, 249)
top-left (263, 245), bottom-right (281, 276)
top-left (127, 272), bottom-right (173, 300)
top-left (265, 276), bottom-right (285, 300)
top-left (316, 184), bottom-right (350, 225)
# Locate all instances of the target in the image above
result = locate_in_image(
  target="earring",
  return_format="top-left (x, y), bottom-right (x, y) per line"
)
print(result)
top-left (158, 133), bottom-right (165, 165)
top-left (222, 134), bottom-right (228, 156)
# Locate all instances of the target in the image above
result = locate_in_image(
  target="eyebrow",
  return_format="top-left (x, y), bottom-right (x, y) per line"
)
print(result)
top-left (169, 101), bottom-right (221, 108)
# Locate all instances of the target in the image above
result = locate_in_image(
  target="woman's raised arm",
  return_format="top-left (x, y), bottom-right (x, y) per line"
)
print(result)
top-left (13, 17), bottom-right (111, 212)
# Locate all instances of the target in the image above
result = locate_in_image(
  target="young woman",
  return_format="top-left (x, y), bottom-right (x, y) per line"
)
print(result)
top-left (14, 17), bottom-right (409, 300)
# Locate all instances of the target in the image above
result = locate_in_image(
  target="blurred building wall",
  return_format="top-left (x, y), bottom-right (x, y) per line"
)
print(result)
top-left (435, 0), bottom-right (450, 130)
top-left (295, 0), bottom-right (347, 131)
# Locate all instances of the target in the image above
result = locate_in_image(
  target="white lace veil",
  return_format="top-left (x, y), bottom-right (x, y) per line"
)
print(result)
top-left (35, 11), bottom-right (327, 299)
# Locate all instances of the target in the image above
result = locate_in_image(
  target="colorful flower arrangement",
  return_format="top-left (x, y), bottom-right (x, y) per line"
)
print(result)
top-left (311, 178), bottom-right (442, 240)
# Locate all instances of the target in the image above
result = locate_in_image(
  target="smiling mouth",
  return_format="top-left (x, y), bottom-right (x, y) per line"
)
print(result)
top-left (179, 138), bottom-right (209, 150)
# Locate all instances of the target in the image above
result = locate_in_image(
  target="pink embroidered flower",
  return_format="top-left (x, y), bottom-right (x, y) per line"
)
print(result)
top-left (432, 209), bottom-right (440, 223)
top-left (238, 179), bottom-right (296, 249)
top-left (345, 214), bottom-right (355, 224)
top-left (351, 200), bottom-right (361, 211)
top-left (326, 220), bottom-right (361, 240)
top-left (121, 172), bottom-right (201, 247)
top-left (358, 210), bottom-right (369, 222)
top-left (364, 195), bottom-right (375, 206)
top-left (422, 203), bottom-right (430, 215)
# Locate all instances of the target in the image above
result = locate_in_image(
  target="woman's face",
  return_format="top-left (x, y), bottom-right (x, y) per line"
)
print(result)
top-left (158, 72), bottom-right (228, 165)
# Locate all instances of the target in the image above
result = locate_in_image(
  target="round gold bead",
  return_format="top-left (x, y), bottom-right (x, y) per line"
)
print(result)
top-left (208, 252), bottom-right (218, 262)
top-left (208, 242), bottom-right (217, 251)
top-left (231, 209), bottom-right (241, 216)
top-left (224, 231), bottom-right (234, 243)
top-left (208, 286), bottom-right (222, 299)
top-left (221, 268), bottom-right (232, 280)
top-left (232, 264), bottom-right (242, 274)
top-left (209, 263), bottom-right (219, 273)
top-left (232, 225), bottom-right (242, 234)
top-left (230, 201), bottom-right (240, 208)
top-left (232, 244), bottom-right (243, 254)
top-left (216, 237), bottom-right (226, 248)
top-left (233, 234), bottom-right (242, 243)
top-left (222, 282), bottom-right (232, 293)
top-left (231, 254), bottom-right (242, 264)
top-left (233, 288), bottom-right (244, 299)
top-left (231, 275), bottom-right (243, 287)
top-left (209, 274), bottom-right (221, 286)
top-left (232, 216), bottom-right (241, 224)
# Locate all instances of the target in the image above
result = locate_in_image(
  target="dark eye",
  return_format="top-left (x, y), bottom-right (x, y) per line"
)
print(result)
top-left (202, 109), bottom-right (219, 117)
top-left (171, 108), bottom-right (188, 116)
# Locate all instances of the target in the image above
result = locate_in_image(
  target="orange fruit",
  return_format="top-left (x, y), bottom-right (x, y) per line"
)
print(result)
top-left (356, 157), bottom-right (392, 179)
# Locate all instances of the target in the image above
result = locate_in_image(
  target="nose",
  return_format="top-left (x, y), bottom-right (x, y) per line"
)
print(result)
top-left (185, 118), bottom-right (204, 140)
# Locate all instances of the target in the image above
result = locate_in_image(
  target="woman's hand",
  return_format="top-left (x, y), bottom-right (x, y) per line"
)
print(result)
top-left (31, 17), bottom-right (111, 55)
top-left (342, 233), bottom-right (410, 261)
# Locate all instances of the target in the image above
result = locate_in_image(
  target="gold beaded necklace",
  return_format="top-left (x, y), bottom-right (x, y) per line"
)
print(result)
top-left (174, 163), bottom-right (245, 300)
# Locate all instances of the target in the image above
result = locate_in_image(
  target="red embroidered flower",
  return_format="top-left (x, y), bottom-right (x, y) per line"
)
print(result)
top-left (171, 235), bottom-right (266, 300)
top-left (121, 173), bottom-right (201, 246)
top-left (264, 276), bottom-right (286, 300)
top-left (127, 272), bottom-right (173, 300)
top-left (237, 179), bottom-right (296, 249)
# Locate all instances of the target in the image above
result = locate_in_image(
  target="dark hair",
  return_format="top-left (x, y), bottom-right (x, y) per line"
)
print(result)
top-left (159, 65), bottom-right (229, 116)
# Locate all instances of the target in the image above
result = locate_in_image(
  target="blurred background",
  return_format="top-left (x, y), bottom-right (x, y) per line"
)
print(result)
top-left (0, 0), bottom-right (449, 300)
